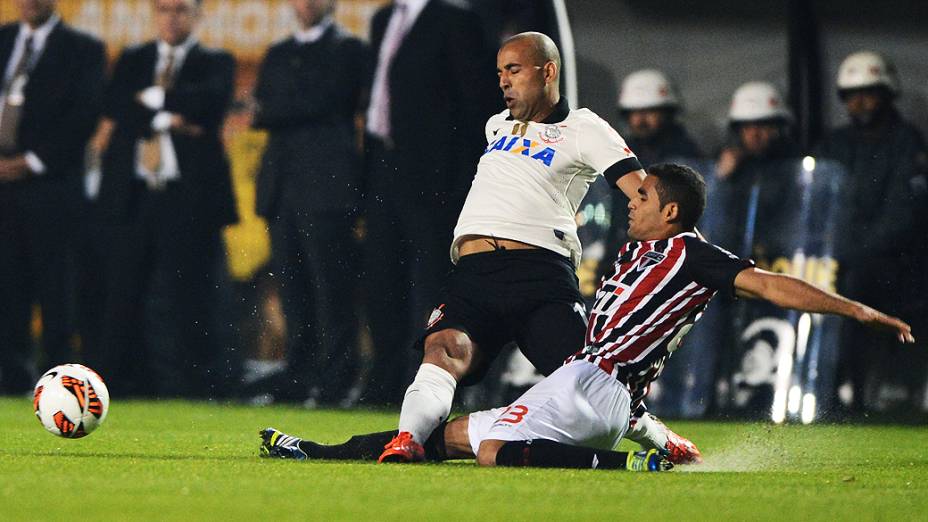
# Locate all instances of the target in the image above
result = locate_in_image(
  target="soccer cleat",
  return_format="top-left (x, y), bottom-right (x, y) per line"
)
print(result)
top-left (625, 449), bottom-right (674, 472)
top-left (378, 431), bottom-right (425, 463)
top-left (663, 432), bottom-right (703, 465)
top-left (259, 427), bottom-right (308, 461)
top-left (649, 414), bottom-right (703, 465)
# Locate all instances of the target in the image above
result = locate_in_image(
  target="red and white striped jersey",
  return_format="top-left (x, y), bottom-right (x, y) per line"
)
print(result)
top-left (566, 231), bottom-right (753, 408)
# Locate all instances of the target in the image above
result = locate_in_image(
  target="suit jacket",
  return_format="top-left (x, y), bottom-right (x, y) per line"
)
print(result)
top-left (253, 25), bottom-right (368, 218)
top-left (368, 0), bottom-right (498, 204)
top-left (99, 41), bottom-right (238, 231)
top-left (0, 21), bottom-right (105, 184)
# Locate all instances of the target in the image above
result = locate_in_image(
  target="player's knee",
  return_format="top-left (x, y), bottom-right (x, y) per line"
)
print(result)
top-left (423, 329), bottom-right (475, 377)
top-left (476, 439), bottom-right (505, 467)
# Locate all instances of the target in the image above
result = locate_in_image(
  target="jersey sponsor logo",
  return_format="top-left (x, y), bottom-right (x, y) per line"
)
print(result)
top-left (484, 135), bottom-right (557, 166)
top-left (511, 122), bottom-right (529, 136)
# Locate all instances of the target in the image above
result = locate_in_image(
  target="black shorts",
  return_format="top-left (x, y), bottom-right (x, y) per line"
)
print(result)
top-left (418, 248), bottom-right (587, 386)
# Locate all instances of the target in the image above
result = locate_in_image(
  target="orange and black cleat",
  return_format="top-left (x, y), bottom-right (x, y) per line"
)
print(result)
top-left (378, 431), bottom-right (425, 463)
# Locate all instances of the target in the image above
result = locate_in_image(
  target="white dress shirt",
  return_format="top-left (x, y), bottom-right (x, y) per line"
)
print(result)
top-left (0, 14), bottom-right (61, 174)
top-left (294, 16), bottom-right (333, 45)
top-left (365, 0), bottom-right (430, 140)
top-left (135, 36), bottom-right (198, 185)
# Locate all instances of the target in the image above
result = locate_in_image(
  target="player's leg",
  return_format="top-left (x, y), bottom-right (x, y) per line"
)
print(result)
top-left (472, 361), bottom-right (672, 470)
top-left (259, 423), bottom-right (452, 461)
top-left (380, 254), bottom-right (508, 463)
top-left (380, 328), bottom-right (480, 462)
top-left (477, 439), bottom-right (671, 471)
top-left (514, 271), bottom-right (700, 465)
top-left (513, 298), bottom-right (588, 377)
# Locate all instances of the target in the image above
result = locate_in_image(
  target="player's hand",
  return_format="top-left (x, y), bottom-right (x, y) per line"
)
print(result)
top-left (854, 304), bottom-right (915, 343)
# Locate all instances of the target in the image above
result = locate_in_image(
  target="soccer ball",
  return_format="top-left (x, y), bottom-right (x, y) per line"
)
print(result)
top-left (33, 364), bottom-right (110, 438)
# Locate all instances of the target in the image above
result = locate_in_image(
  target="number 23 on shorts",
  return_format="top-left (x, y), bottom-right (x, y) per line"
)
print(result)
top-left (498, 405), bottom-right (529, 424)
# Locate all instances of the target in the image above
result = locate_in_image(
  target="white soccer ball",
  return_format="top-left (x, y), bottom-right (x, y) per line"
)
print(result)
top-left (33, 364), bottom-right (110, 438)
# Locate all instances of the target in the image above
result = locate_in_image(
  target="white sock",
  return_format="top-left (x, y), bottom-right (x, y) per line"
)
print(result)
top-left (397, 363), bottom-right (458, 444)
top-left (625, 413), bottom-right (669, 450)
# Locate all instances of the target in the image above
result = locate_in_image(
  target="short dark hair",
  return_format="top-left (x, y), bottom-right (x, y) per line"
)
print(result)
top-left (646, 163), bottom-right (707, 231)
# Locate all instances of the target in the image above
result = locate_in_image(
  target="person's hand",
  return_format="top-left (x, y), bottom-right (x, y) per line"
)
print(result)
top-left (854, 304), bottom-right (915, 343)
top-left (715, 147), bottom-right (741, 180)
top-left (170, 114), bottom-right (204, 137)
top-left (0, 155), bottom-right (30, 182)
top-left (135, 86), bottom-right (166, 110)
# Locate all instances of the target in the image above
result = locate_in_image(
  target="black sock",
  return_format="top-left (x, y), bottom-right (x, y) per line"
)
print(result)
top-left (495, 440), bottom-right (629, 470)
top-left (298, 431), bottom-right (396, 460)
top-left (423, 420), bottom-right (449, 461)
top-left (295, 421), bottom-right (449, 461)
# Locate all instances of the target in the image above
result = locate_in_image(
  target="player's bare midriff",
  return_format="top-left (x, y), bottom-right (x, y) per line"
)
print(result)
top-left (457, 235), bottom-right (540, 256)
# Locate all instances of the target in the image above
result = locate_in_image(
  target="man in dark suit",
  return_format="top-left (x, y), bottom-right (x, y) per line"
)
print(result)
top-left (362, 0), bottom-right (498, 404)
top-left (0, 0), bottom-right (105, 393)
top-left (250, 0), bottom-right (368, 405)
top-left (97, 0), bottom-right (237, 397)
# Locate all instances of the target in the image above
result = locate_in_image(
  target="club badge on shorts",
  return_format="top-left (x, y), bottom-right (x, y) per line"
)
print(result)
top-left (427, 304), bottom-right (445, 329)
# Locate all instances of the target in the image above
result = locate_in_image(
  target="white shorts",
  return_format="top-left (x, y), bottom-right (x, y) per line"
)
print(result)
top-left (467, 360), bottom-right (631, 455)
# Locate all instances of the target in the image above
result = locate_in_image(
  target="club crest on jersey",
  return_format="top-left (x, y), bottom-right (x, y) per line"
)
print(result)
top-left (538, 124), bottom-right (565, 144)
top-left (427, 305), bottom-right (445, 329)
top-left (484, 135), bottom-right (557, 166)
top-left (635, 251), bottom-right (666, 271)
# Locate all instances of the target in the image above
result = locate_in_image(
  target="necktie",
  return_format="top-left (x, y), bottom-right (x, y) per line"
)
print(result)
top-left (139, 49), bottom-right (177, 180)
top-left (0, 35), bottom-right (35, 154)
top-left (368, 4), bottom-right (409, 141)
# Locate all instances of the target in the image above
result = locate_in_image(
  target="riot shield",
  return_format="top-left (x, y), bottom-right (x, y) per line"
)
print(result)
top-left (713, 157), bottom-right (846, 423)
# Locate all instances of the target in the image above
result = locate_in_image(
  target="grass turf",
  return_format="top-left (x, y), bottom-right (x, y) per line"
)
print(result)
top-left (1, 397), bottom-right (926, 521)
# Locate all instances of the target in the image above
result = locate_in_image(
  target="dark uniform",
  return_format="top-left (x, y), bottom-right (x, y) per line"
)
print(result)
top-left (717, 137), bottom-right (802, 257)
top-left (252, 23), bottom-right (368, 404)
top-left (362, 0), bottom-right (498, 404)
top-left (625, 122), bottom-right (702, 168)
top-left (98, 40), bottom-right (238, 397)
top-left (816, 109), bottom-right (928, 412)
top-left (0, 19), bottom-right (105, 393)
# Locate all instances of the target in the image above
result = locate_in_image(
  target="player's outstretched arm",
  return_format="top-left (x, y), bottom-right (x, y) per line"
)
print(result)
top-left (733, 267), bottom-right (915, 343)
top-left (615, 169), bottom-right (647, 201)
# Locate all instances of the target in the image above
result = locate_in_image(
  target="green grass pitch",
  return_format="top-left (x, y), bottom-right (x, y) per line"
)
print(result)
top-left (1, 398), bottom-right (925, 521)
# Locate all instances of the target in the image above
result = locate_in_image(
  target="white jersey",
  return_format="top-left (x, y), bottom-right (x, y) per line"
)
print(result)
top-left (452, 99), bottom-right (641, 267)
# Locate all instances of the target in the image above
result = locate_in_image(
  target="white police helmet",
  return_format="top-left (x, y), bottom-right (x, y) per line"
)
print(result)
top-left (728, 81), bottom-right (792, 123)
top-left (836, 51), bottom-right (899, 95)
top-left (618, 69), bottom-right (680, 111)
